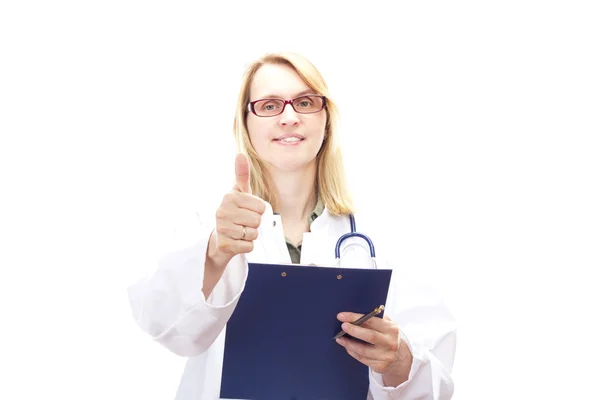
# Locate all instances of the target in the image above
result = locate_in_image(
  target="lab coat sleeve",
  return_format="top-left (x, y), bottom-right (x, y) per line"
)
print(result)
top-left (127, 211), bottom-right (248, 357)
top-left (368, 257), bottom-right (457, 400)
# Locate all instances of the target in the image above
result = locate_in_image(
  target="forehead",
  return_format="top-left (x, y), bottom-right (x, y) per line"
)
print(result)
top-left (250, 63), bottom-right (313, 99)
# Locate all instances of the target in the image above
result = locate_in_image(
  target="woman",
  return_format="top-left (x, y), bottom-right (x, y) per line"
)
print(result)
top-left (128, 52), bottom-right (456, 399)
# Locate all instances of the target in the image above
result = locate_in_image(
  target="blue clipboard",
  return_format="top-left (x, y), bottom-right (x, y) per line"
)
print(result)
top-left (220, 215), bottom-right (392, 400)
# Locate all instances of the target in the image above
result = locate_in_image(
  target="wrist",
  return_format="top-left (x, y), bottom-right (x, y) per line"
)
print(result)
top-left (382, 351), bottom-right (412, 387)
top-left (206, 231), bottom-right (233, 269)
top-left (382, 368), bottom-right (408, 388)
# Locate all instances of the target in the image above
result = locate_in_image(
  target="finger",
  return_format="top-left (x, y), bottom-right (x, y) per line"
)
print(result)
top-left (338, 343), bottom-right (389, 373)
top-left (345, 349), bottom-right (389, 375)
top-left (231, 209), bottom-right (263, 229)
top-left (216, 234), bottom-right (254, 255)
top-left (336, 337), bottom-right (390, 362)
top-left (239, 226), bottom-right (258, 241)
top-left (337, 312), bottom-right (390, 333)
top-left (232, 192), bottom-right (266, 215)
top-left (340, 322), bottom-right (388, 346)
top-left (216, 221), bottom-right (258, 241)
top-left (234, 153), bottom-right (251, 194)
top-left (217, 206), bottom-right (262, 229)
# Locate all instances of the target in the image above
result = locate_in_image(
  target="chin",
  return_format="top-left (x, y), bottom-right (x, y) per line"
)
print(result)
top-left (266, 156), bottom-right (317, 173)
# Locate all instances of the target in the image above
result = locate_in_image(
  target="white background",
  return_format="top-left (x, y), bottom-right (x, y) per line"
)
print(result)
top-left (1, 1), bottom-right (599, 399)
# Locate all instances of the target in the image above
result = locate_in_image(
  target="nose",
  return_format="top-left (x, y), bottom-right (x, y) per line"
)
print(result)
top-left (278, 102), bottom-right (299, 126)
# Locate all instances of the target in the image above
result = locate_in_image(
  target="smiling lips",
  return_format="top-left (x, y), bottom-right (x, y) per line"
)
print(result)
top-left (273, 134), bottom-right (305, 144)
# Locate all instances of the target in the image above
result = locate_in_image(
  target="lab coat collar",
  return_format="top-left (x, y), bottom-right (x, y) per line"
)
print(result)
top-left (247, 201), bottom-right (350, 267)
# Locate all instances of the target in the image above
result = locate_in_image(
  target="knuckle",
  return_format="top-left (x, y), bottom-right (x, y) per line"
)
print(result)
top-left (223, 192), bottom-right (235, 204)
top-left (248, 215), bottom-right (260, 228)
top-left (249, 228), bottom-right (258, 240)
top-left (344, 341), bottom-right (354, 352)
top-left (215, 208), bottom-right (227, 221)
top-left (215, 225), bottom-right (227, 235)
top-left (355, 346), bottom-right (364, 358)
top-left (258, 201), bottom-right (266, 214)
top-left (366, 332), bottom-right (376, 344)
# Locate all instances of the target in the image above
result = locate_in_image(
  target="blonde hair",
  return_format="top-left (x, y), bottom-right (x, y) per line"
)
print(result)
top-left (232, 52), bottom-right (355, 216)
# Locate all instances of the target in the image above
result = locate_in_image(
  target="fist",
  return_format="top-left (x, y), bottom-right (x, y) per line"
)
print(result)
top-left (213, 153), bottom-right (266, 257)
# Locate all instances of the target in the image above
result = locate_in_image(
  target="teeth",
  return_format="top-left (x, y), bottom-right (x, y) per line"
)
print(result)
top-left (279, 137), bottom-right (301, 142)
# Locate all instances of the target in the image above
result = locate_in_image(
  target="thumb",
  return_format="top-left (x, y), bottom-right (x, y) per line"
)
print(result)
top-left (234, 153), bottom-right (252, 194)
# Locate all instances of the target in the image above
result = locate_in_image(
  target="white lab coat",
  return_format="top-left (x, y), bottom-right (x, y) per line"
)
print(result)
top-left (128, 201), bottom-right (456, 399)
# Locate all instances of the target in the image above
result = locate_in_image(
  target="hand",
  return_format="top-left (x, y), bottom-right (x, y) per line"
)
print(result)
top-left (336, 312), bottom-right (413, 387)
top-left (210, 153), bottom-right (266, 262)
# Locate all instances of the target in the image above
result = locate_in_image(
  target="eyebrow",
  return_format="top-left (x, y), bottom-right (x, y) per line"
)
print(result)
top-left (257, 89), bottom-right (318, 99)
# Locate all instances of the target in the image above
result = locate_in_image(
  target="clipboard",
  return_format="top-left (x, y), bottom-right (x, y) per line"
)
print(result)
top-left (220, 215), bottom-right (393, 400)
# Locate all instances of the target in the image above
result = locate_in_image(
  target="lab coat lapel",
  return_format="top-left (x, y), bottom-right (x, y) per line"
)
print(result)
top-left (300, 208), bottom-right (346, 266)
top-left (303, 209), bottom-right (376, 270)
top-left (246, 205), bottom-right (368, 268)
top-left (246, 201), bottom-right (291, 264)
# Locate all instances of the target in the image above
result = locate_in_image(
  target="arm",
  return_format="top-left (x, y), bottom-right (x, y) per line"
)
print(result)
top-left (333, 212), bottom-right (457, 399)
top-left (367, 268), bottom-right (457, 400)
top-left (202, 229), bottom-right (234, 299)
top-left (127, 213), bottom-right (249, 357)
top-left (128, 154), bottom-right (266, 357)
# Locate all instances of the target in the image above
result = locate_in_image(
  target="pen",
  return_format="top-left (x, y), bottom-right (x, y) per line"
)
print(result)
top-left (332, 305), bottom-right (385, 339)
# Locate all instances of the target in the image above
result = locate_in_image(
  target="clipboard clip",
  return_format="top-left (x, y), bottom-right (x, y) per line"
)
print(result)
top-left (334, 214), bottom-right (377, 269)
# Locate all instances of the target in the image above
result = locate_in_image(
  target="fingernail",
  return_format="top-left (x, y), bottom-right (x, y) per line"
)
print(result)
top-left (336, 338), bottom-right (344, 345)
top-left (342, 322), bottom-right (350, 331)
top-left (337, 313), bottom-right (344, 320)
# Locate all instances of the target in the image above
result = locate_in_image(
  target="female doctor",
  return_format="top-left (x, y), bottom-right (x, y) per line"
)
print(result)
top-left (128, 52), bottom-right (457, 399)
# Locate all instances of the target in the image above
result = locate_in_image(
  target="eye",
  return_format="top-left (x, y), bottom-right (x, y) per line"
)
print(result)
top-left (260, 100), bottom-right (282, 111)
top-left (295, 97), bottom-right (314, 108)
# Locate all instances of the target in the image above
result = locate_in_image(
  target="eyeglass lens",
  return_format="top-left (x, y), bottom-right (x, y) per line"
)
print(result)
top-left (253, 96), bottom-right (323, 116)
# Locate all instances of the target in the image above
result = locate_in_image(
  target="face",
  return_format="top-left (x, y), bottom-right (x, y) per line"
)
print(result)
top-left (246, 63), bottom-right (327, 173)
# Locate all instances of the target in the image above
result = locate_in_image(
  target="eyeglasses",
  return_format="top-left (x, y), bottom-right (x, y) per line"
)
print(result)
top-left (248, 95), bottom-right (326, 117)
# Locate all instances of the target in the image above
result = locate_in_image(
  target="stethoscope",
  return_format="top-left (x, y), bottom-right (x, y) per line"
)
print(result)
top-left (334, 214), bottom-right (378, 269)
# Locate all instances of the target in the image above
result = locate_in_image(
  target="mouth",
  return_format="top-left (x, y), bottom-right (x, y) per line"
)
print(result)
top-left (273, 134), bottom-right (305, 144)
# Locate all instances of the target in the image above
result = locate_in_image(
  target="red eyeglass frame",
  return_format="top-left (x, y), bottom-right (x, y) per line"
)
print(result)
top-left (247, 95), bottom-right (327, 117)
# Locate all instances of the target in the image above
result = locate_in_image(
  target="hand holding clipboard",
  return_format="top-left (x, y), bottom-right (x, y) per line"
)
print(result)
top-left (221, 212), bottom-right (395, 400)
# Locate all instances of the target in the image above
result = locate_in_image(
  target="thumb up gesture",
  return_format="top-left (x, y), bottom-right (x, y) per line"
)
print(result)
top-left (213, 153), bottom-right (266, 258)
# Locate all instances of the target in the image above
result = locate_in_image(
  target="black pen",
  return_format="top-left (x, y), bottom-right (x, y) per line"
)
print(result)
top-left (333, 305), bottom-right (385, 339)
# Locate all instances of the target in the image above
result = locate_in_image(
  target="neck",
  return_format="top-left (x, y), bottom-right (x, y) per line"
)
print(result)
top-left (268, 163), bottom-right (318, 222)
